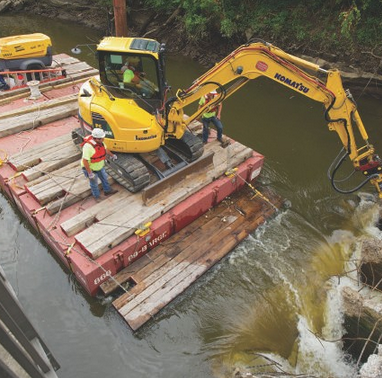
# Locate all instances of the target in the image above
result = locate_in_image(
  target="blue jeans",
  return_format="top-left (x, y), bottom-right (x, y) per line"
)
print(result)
top-left (82, 167), bottom-right (111, 199)
top-left (202, 116), bottom-right (223, 143)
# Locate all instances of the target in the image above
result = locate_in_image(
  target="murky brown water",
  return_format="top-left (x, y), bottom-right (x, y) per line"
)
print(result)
top-left (1, 13), bottom-right (382, 378)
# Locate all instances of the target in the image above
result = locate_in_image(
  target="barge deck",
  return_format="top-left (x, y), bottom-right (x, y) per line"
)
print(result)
top-left (0, 54), bottom-right (282, 330)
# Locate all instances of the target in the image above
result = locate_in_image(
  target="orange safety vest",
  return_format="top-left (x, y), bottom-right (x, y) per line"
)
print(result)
top-left (81, 135), bottom-right (106, 163)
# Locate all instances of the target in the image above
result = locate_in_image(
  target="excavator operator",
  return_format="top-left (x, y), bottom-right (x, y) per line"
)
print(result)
top-left (122, 56), bottom-right (157, 98)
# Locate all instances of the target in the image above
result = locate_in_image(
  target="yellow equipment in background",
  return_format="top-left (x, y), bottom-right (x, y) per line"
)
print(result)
top-left (0, 33), bottom-right (51, 59)
top-left (0, 33), bottom-right (53, 71)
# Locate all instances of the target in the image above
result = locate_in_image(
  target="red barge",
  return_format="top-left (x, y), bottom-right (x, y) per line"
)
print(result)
top-left (0, 54), bottom-right (281, 330)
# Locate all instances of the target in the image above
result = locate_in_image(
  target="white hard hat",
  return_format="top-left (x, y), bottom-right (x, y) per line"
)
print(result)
top-left (210, 90), bottom-right (217, 94)
top-left (92, 128), bottom-right (106, 138)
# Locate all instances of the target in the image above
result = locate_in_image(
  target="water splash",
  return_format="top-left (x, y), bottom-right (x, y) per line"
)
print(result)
top-left (206, 195), bottom-right (382, 377)
top-left (295, 316), bottom-right (356, 377)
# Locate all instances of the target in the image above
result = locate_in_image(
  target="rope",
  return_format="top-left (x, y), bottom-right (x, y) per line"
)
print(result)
top-left (233, 171), bottom-right (279, 211)
top-left (0, 149), bottom-right (9, 166)
top-left (46, 171), bottom-right (83, 231)
top-left (53, 229), bottom-right (132, 295)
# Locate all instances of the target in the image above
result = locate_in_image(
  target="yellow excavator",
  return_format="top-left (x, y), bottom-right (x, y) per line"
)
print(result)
top-left (74, 37), bottom-right (382, 196)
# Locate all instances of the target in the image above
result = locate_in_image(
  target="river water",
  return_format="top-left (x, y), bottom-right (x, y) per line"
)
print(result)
top-left (1, 13), bottom-right (382, 378)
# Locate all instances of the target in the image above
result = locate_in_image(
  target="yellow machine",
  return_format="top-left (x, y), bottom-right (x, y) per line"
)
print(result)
top-left (76, 37), bottom-right (382, 196)
top-left (0, 33), bottom-right (52, 71)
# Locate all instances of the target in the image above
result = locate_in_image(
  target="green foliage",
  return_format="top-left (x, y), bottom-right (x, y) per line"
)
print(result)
top-left (141, 0), bottom-right (382, 52)
top-left (339, 3), bottom-right (361, 39)
top-left (94, 0), bottom-right (113, 7)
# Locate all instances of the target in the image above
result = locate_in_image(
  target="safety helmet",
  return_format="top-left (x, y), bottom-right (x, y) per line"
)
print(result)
top-left (206, 90), bottom-right (217, 98)
top-left (91, 128), bottom-right (106, 138)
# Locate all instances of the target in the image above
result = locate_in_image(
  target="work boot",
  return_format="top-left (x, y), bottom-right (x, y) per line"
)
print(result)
top-left (104, 188), bottom-right (118, 196)
top-left (218, 137), bottom-right (230, 147)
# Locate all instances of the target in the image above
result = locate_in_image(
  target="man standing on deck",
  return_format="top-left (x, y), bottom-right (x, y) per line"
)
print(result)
top-left (198, 90), bottom-right (224, 144)
top-left (81, 128), bottom-right (118, 202)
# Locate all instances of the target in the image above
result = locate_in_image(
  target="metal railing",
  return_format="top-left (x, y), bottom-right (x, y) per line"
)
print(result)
top-left (0, 67), bottom-right (67, 91)
top-left (0, 267), bottom-right (60, 378)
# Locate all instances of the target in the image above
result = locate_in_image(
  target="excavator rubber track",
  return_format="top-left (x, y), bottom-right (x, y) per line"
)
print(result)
top-left (165, 130), bottom-right (204, 162)
top-left (71, 128), bottom-right (150, 193)
top-left (105, 154), bottom-right (150, 193)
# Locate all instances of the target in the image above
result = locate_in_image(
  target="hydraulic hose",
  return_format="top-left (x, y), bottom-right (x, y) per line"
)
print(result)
top-left (328, 148), bottom-right (379, 194)
top-left (163, 81), bottom-right (226, 133)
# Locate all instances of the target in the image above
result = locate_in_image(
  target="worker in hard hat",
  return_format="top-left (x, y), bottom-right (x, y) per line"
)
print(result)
top-left (198, 90), bottom-right (224, 144)
top-left (81, 128), bottom-right (118, 202)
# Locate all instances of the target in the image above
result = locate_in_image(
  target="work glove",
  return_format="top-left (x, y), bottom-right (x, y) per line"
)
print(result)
top-left (110, 154), bottom-right (118, 161)
top-left (88, 172), bottom-right (95, 180)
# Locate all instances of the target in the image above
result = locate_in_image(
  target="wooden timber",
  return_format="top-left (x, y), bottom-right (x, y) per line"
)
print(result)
top-left (106, 186), bottom-right (282, 331)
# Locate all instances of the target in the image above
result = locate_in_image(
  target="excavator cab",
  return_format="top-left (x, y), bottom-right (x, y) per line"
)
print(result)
top-left (97, 37), bottom-right (167, 109)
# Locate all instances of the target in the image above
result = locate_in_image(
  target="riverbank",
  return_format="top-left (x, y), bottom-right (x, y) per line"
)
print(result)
top-left (2, 0), bottom-right (382, 98)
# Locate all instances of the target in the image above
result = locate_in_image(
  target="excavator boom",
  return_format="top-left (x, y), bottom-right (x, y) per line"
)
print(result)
top-left (164, 41), bottom-right (382, 197)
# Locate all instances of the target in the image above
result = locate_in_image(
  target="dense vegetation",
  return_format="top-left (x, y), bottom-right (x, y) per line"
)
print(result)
top-left (97, 0), bottom-right (382, 70)
top-left (142, 0), bottom-right (382, 49)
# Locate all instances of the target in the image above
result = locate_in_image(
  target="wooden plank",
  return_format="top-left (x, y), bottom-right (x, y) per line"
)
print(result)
top-left (32, 173), bottom-right (88, 205)
top-left (0, 102), bottom-right (78, 138)
top-left (61, 69), bottom-right (98, 81)
top-left (116, 214), bottom-right (239, 315)
top-left (25, 162), bottom-right (80, 191)
top-left (114, 188), bottom-right (283, 330)
top-left (9, 134), bottom-right (72, 171)
top-left (44, 177), bottom-right (114, 214)
top-left (46, 189), bottom-right (91, 215)
top-left (60, 190), bottom-right (132, 236)
top-left (63, 62), bottom-right (94, 74)
top-left (12, 140), bottom-right (76, 172)
top-left (126, 264), bottom-right (207, 330)
top-left (52, 55), bottom-right (80, 65)
top-left (74, 194), bottom-right (161, 257)
top-left (22, 146), bottom-right (81, 181)
top-left (25, 161), bottom-right (80, 188)
top-left (111, 194), bottom-right (253, 305)
top-left (99, 207), bottom-right (216, 295)
top-left (0, 93), bottom-right (78, 120)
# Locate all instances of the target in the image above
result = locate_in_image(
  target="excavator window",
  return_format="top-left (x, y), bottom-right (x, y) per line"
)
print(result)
top-left (98, 51), bottom-right (160, 101)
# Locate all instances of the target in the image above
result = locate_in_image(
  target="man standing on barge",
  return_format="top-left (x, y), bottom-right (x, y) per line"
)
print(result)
top-left (198, 90), bottom-right (224, 144)
top-left (81, 128), bottom-right (118, 202)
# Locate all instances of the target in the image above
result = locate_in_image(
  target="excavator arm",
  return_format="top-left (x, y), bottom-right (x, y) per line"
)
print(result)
top-left (163, 41), bottom-right (382, 197)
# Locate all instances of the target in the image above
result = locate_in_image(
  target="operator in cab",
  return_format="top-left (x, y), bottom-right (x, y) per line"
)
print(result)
top-left (122, 55), bottom-right (158, 97)
top-left (81, 128), bottom-right (118, 202)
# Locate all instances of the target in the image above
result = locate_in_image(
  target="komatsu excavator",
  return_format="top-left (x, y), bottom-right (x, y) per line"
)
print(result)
top-left (74, 37), bottom-right (382, 197)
